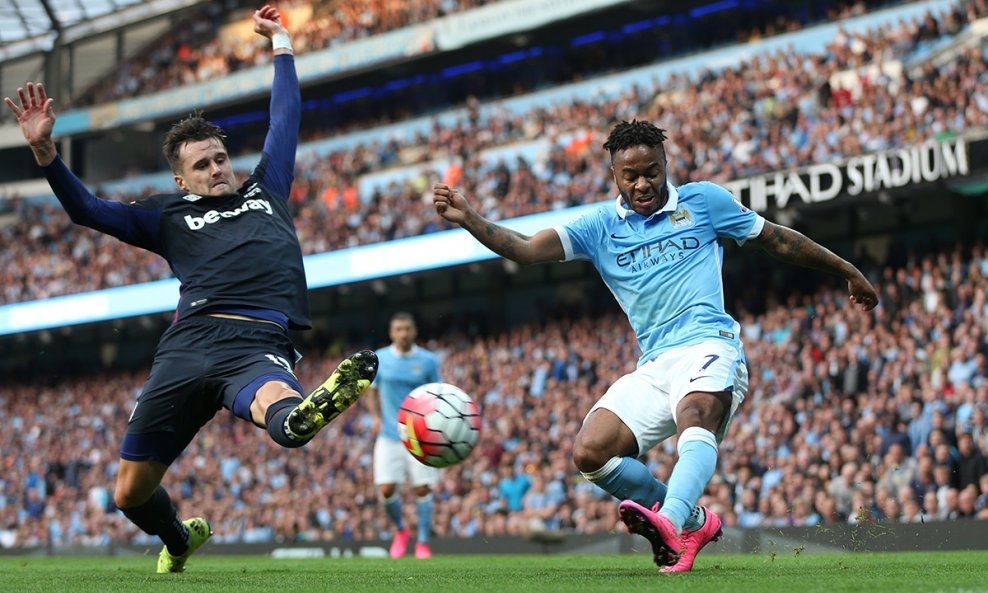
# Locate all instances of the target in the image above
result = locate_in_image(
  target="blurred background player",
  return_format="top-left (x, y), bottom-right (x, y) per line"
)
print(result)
top-left (3, 5), bottom-right (377, 573)
top-left (367, 312), bottom-right (443, 559)
top-left (433, 119), bottom-right (878, 572)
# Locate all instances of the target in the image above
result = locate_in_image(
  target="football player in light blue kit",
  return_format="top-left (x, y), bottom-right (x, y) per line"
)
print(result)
top-left (433, 120), bottom-right (878, 572)
top-left (367, 312), bottom-right (442, 559)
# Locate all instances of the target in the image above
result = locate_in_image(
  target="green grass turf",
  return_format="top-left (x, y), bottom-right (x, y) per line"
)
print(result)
top-left (1, 551), bottom-right (986, 593)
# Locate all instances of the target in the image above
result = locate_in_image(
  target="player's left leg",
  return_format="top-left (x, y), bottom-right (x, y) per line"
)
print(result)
top-left (245, 348), bottom-right (378, 446)
top-left (624, 341), bottom-right (746, 571)
top-left (216, 318), bottom-right (378, 445)
top-left (284, 350), bottom-right (378, 440)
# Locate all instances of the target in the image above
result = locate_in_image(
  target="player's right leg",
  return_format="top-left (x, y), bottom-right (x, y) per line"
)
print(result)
top-left (375, 437), bottom-right (411, 558)
top-left (285, 350), bottom-right (379, 439)
top-left (574, 363), bottom-right (681, 566)
top-left (410, 458), bottom-right (440, 560)
top-left (118, 318), bottom-right (223, 572)
top-left (115, 460), bottom-right (212, 573)
top-left (574, 366), bottom-right (673, 510)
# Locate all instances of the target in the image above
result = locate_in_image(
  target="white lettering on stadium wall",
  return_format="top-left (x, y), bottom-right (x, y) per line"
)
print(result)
top-left (723, 138), bottom-right (969, 212)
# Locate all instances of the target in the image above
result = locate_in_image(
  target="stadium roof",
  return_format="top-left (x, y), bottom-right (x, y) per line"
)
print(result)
top-left (1, 0), bottom-right (202, 62)
top-left (2, 0), bottom-right (145, 44)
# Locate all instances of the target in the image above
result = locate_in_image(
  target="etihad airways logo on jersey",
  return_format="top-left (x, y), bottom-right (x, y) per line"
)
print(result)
top-left (184, 198), bottom-right (273, 230)
top-left (616, 236), bottom-right (700, 271)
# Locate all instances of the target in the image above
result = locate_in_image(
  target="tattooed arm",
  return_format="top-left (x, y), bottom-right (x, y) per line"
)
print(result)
top-left (433, 183), bottom-right (564, 265)
top-left (747, 220), bottom-right (879, 311)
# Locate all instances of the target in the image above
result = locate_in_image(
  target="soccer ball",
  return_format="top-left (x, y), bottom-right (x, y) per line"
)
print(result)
top-left (398, 382), bottom-right (482, 468)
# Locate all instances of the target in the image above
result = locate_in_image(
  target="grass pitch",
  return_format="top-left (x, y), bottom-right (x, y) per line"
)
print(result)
top-left (1, 551), bottom-right (986, 593)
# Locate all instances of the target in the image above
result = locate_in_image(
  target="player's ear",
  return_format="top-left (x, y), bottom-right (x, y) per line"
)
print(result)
top-left (174, 173), bottom-right (187, 191)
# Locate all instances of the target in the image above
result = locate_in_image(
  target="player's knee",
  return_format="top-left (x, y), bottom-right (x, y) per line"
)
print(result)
top-left (379, 484), bottom-right (397, 499)
top-left (113, 485), bottom-right (147, 510)
top-left (572, 433), bottom-right (610, 474)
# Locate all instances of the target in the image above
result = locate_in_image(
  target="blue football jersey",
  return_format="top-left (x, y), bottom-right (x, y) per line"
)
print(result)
top-left (555, 181), bottom-right (764, 367)
top-left (374, 345), bottom-right (442, 441)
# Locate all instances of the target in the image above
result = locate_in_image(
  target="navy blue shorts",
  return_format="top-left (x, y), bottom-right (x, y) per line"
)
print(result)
top-left (121, 315), bottom-right (303, 465)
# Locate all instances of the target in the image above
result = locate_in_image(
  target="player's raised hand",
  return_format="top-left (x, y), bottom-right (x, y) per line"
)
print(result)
top-left (253, 4), bottom-right (288, 38)
top-left (847, 272), bottom-right (879, 311)
top-left (433, 183), bottom-right (474, 225)
top-left (4, 82), bottom-right (55, 146)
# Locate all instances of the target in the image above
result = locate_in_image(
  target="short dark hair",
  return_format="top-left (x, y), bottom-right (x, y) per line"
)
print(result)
top-left (602, 120), bottom-right (667, 157)
top-left (162, 110), bottom-right (227, 173)
top-left (390, 312), bottom-right (415, 326)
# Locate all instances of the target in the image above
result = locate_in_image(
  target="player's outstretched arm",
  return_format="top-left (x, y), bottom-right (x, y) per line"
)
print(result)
top-left (4, 82), bottom-right (57, 166)
top-left (4, 82), bottom-right (162, 249)
top-left (747, 220), bottom-right (878, 311)
top-left (255, 4), bottom-right (300, 200)
top-left (433, 183), bottom-right (564, 265)
top-left (253, 4), bottom-right (292, 56)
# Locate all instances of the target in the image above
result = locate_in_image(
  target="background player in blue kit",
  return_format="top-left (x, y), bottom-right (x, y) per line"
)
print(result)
top-left (4, 5), bottom-right (377, 573)
top-left (367, 312), bottom-right (442, 559)
top-left (433, 120), bottom-right (878, 572)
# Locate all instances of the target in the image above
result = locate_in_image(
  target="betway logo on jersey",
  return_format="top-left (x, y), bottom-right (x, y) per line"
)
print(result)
top-left (616, 236), bottom-right (700, 271)
top-left (184, 198), bottom-right (273, 230)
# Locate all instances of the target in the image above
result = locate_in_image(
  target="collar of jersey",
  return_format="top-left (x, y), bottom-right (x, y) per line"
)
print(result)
top-left (614, 181), bottom-right (679, 221)
top-left (389, 344), bottom-right (419, 357)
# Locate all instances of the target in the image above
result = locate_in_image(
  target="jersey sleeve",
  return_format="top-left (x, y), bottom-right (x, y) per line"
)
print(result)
top-left (256, 54), bottom-right (300, 201)
top-left (43, 156), bottom-right (163, 253)
top-left (554, 209), bottom-right (603, 262)
top-left (701, 181), bottom-right (765, 245)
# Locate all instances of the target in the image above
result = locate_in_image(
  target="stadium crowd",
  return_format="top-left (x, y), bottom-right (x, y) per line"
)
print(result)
top-left (2, 1), bottom-right (986, 305)
top-left (71, 0), bottom-right (877, 108)
top-left (1, 243), bottom-right (987, 548)
top-left (73, 0), bottom-right (494, 108)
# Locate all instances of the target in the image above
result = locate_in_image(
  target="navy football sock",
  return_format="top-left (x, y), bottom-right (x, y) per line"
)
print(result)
top-left (120, 486), bottom-right (190, 556)
top-left (265, 396), bottom-right (306, 448)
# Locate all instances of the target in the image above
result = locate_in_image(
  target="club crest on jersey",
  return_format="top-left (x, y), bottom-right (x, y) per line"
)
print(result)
top-left (669, 206), bottom-right (694, 229)
top-left (243, 183), bottom-right (262, 199)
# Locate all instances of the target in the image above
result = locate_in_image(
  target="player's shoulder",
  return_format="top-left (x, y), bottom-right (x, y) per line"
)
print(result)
top-left (128, 192), bottom-right (179, 210)
top-left (675, 181), bottom-right (733, 203)
top-left (574, 199), bottom-right (620, 227)
top-left (410, 345), bottom-right (437, 359)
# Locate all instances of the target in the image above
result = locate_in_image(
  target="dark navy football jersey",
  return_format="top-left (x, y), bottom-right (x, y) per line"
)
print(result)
top-left (41, 54), bottom-right (309, 328)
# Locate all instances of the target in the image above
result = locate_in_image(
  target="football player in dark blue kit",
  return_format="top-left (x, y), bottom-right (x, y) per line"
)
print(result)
top-left (4, 5), bottom-right (378, 573)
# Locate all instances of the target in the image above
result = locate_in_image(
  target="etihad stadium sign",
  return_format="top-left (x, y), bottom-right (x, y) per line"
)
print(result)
top-left (723, 137), bottom-right (970, 212)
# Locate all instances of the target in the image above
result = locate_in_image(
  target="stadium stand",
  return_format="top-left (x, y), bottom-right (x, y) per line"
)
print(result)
top-left (1, 0), bottom-right (986, 304)
top-left (1, 245), bottom-right (987, 548)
